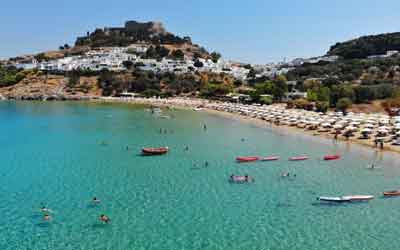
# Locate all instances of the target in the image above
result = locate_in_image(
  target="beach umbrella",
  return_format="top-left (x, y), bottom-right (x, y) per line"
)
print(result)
top-left (350, 122), bottom-right (360, 126)
top-left (380, 119), bottom-right (390, 125)
top-left (321, 123), bottom-right (332, 128)
top-left (378, 126), bottom-right (390, 130)
top-left (345, 126), bottom-right (357, 131)
top-left (364, 123), bottom-right (374, 128)
top-left (361, 128), bottom-right (372, 133)
top-left (377, 128), bottom-right (389, 134)
top-left (333, 124), bottom-right (343, 129)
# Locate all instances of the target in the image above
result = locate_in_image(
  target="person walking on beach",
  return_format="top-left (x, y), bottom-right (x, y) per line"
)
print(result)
top-left (380, 141), bottom-right (384, 150)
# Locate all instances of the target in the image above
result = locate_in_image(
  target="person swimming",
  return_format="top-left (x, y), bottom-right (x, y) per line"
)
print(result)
top-left (204, 161), bottom-right (209, 167)
top-left (100, 214), bottom-right (110, 223)
top-left (92, 197), bottom-right (101, 204)
top-left (43, 214), bottom-right (52, 221)
top-left (281, 172), bottom-right (290, 177)
top-left (40, 206), bottom-right (53, 214)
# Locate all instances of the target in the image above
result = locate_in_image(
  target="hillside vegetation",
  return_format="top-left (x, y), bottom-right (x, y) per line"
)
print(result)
top-left (327, 32), bottom-right (400, 59)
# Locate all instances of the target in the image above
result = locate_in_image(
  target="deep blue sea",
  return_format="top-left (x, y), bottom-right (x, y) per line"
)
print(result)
top-left (1, 101), bottom-right (400, 250)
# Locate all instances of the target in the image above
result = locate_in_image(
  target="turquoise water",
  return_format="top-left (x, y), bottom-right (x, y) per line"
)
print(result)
top-left (1, 101), bottom-right (400, 250)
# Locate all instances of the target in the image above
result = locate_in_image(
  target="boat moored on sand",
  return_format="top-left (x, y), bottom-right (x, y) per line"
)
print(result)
top-left (142, 147), bottom-right (169, 156)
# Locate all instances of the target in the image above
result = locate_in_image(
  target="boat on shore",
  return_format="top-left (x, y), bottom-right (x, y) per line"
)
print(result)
top-left (324, 155), bottom-right (341, 161)
top-left (236, 156), bottom-right (259, 163)
top-left (383, 190), bottom-right (400, 197)
top-left (142, 147), bottom-right (169, 156)
top-left (289, 156), bottom-right (309, 161)
top-left (260, 156), bottom-right (280, 161)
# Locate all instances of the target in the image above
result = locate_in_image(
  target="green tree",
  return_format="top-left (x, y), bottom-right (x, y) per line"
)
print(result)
top-left (193, 60), bottom-right (204, 68)
top-left (210, 51), bottom-right (221, 63)
top-left (316, 101), bottom-right (329, 113)
top-left (336, 98), bottom-right (352, 114)
top-left (272, 76), bottom-right (288, 101)
top-left (171, 49), bottom-right (184, 60)
top-left (259, 95), bottom-right (273, 105)
top-left (122, 60), bottom-right (134, 69)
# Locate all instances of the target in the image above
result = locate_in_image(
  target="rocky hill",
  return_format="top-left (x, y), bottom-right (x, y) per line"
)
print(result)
top-left (327, 32), bottom-right (400, 59)
top-left (75, 20), bottom-right (209, 58)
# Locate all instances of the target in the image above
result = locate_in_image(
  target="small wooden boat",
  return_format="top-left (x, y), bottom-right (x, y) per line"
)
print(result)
top-left (383, 190), bottom-right (400, 197)
top-left (260, 156), bottom-right (280, 161)
top-left (324, 155), bottom-right (341, 161)
top-left (317, 196), bottom-right (351, 203)
top-left (142, 147), bottom-right (169, 156)
top-left (236, 156), bottom-right (259, 163)
top-left (342, 195), bottom-right (374, 201)
top-left (229, 175), bottom-right (253, 183)
top-left (289, 156), bottom-right (309, 161)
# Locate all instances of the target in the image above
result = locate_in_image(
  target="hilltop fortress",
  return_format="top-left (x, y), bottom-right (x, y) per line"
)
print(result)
top-left (76, 20), bottom-right (192, 47)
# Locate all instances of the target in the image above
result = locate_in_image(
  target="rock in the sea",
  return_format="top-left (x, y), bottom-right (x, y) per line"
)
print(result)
top-left (0, 94), bottom-right (5, 100)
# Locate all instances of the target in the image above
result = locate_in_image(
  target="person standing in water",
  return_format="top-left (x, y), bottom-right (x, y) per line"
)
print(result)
top-left (203, 124), bottom-right (207, 131)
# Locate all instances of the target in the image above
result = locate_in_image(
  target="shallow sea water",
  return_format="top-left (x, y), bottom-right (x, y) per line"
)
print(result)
top-left (1, 101), bottom-right (400, 250)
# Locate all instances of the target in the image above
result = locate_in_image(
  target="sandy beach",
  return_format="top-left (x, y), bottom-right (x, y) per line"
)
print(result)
top-left (97, 96), bottom-right (400, 155)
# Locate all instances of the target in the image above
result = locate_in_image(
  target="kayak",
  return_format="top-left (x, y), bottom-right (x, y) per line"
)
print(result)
top-left (383, 190), bottom-right (400, 197)
top-left (317, 196), bottom-right (351, 203)
top-left (342, 195), bottom-right (374, 201)
top-left (142, 147), bottom-right (169, 156)
top-left (324, 155), bottom-right (341, 161)
top-left (260, 156), bottom-right (280, 161)
top-left (289, 156), bottom-right (309, 161)
top-left (236, 156), bottom-right (259, 163)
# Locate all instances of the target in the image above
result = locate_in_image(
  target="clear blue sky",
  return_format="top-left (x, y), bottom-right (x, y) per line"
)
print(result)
top-left (1, 0), bottom-right (400, 63)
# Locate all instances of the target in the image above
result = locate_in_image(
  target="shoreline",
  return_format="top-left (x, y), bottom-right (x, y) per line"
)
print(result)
top-left (3, 96), bottom-right (400, 156)
top-left (95, 97), bottom-right (400, 156)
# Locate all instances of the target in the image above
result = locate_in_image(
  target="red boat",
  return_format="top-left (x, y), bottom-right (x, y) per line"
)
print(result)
top-left (324, 155), bottom-right (341, 161)
top-left (260, 156), bottom-right (280, 161)
top-left (142, 147), bottom-right (169, 156)
top-left (236, 156), bottom-right (259, 163)
top-left (383, 190), bottom-right (400, 197)
top-left (289, 156), bottom-right (309, 161)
